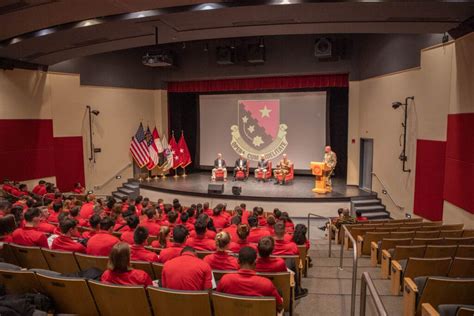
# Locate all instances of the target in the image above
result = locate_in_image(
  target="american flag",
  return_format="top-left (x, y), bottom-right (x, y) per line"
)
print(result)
top-left (130, 123), bottom-right (150, 167)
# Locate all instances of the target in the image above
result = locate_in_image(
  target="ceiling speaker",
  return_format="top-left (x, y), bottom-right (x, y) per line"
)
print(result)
top-left (216, 46), bottom-right (235, 65)
top-left (314, 38), bottom-right (332, 59)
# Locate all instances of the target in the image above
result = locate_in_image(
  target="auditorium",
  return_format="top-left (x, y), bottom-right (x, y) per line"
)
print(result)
top-left (0, 1), bottom-right (473, 315)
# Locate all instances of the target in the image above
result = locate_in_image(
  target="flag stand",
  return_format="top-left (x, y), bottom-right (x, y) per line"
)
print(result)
top-left (173, 168), bottom-right (179, 178)
top-left (182, 166), bottom-right (187, 177)
top-left (146, 171), bottom-right (152, 182)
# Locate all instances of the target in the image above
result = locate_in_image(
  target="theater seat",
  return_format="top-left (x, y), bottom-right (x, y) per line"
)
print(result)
top-left (10, 244), bottom-right (49, 269)
top-left (211, 292), bottom-right (276, 316)
top-left (74, 253), bottom-right (108, 271)
top-left (235, 161), bottom-right (250, 181)
top-left (256, 161), bottom-right (272, 181)
top-left (147, 287), bottom-right (212, 316)
top-left (276, 164), bottom-right (294, 184)
top-left (42, 248), bottom-right (81, 274)
top-left (0, 266), bottom-right (42, 295)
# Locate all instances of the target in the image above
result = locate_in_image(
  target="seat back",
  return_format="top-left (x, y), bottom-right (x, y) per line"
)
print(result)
top-left (390, 231), bottom-right (416, 239)
top-left (258, 272), bottom-right (292, 313)
top-left (393, 245), bottom-right (426, 261)
top-left (74, 252), bottom-right (108, 271)
top-left (380, 238), bottom-right (412, 252)
top-left (417, 277), bottom-right (474, 316)
top-left (404, 257), bottom-right (452, 279)
top-left (448, 257), bottom-right (474, 277)
top-left (455, 245), bottom-right (474, 258)
top-left (457, 306), bottom-right (474, 316)
top-left (421, 221), bottom-right (443, 227)
top-left (446, 237), bottom-right (474, 245)
top-left (88, 280), bottom-right (152, 316)
top-left (151, 262), bottom-right (164, 281)
top-left (1, 243), bottom-right (20, 265)
top-left (0, 268), bottom-right (42, 294)
top-left (130, 261), bottom-right (155, 279)
top-left (211, 292), bottom-right (276, 316)
top-left (440, 224), bottom-right (464, 231)
top-left (462, 230), bottom-right (474, 237)
top-left (36, 273), bottom-right (99, 315)
top-left (351, 227), bottom-right (374, 241)
top-left (10, 244), bottom-right (49, 269)
top-left (147, 287), bottom-right (212, 316)
top-left (399, 226), bottom-right (421, 232)
top-left (415, 231), bottom-right (440, 238)
top-left (42, 249), bottom-right (81, 274)
top-left (424, 245), bottom-right (458, 258)
top-left (362, 232), bottom-right (390, 255)
top-left (196, 251), bottom-right (214, 259)
top-left (439, 230), bottom-right (464, 238)
top-left (374, 227), bottom-right (398, 232)
top-left (212, 270), bottom-right (237, 282)
top-left (412, 238), bottom-right (444, 246)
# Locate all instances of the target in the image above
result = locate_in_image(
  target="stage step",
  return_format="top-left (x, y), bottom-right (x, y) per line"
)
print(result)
top-left (118, 187), bottom-right (134, 195)
top-left (352, 199), bottom-right (381, 207)
top-left (351, 195), bottom-right (390, 220)
top-left (112, 178), bottom-right (140, 201)
top-left (363, 211), bottom-right (392, 220)
top-left (123, 183), bottom-right (139, 190)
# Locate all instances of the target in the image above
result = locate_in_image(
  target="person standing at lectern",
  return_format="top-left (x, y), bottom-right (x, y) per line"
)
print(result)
top-left (233, 154), bottom-right (248, 181)
top-left (273, 153), bottom-right (292, 185)
top-left (254, 154), bottom-right (269, 181)
top-left (323, 146), bottom-right (337, 187)
top-left (212, 153), bottom-right (227, 181)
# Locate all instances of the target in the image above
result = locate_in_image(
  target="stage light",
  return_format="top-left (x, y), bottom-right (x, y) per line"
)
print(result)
top-left (204, 43), bottom-right (209, 52)
top-left (87, 190), bottom-right (93, 194)
top-left (91, 110), bottom-right (100, 116)
top-left (392, 101), bottom-right (402, 109)
top-left (259, 38), bottom-right (265, 48)
top-left (115, 175), bottom-right (122, 179)
top-left (392, 97), bottom-right (414, 173)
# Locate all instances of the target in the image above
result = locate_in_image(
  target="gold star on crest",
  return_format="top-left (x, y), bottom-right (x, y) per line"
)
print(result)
top-left (252, 136), bottom-right (264, 147)
top-left (259, 106), bottom-right (272, 118)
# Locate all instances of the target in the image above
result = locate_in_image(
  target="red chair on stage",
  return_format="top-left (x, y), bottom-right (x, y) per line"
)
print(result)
top-left (276, 164), bottom-right (294, 184)
top-left (235, 161), bottom-right (250, 181)
top-left (215, 169), bottom-right (226, 181)
top-left (256, 161), bottom-right (272, 181)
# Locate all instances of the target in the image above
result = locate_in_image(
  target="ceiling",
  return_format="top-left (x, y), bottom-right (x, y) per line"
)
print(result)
top-left (0, 0), bottom-right (472, 65)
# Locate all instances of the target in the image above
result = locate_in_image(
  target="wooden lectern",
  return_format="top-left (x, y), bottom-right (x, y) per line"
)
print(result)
top-left (310, 161), bottom-right (331, 194)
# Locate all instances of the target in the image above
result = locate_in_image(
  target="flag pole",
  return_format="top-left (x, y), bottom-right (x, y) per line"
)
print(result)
top-left (173, 168), bottom-right (179, 178)
top-left (182, 166), bottom-right (187, 177)
top-left (146, 170), bottom-right (151, 182)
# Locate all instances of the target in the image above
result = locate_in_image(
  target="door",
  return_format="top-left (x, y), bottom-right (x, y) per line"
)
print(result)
top-left (359, 138), bottom-right (373, 191)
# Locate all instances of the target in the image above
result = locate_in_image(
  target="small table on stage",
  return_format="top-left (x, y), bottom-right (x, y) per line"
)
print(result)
top-left (310, 161), bottom-right (331, 194)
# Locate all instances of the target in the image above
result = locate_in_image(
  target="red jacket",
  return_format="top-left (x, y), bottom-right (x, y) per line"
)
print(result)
top-left (47, 212), bottom-right (60, 223)
top-left (273, 239), bottom-right (299, 255)
top-left (32, 185), bottom-right (47, 196)
top-left (36, 220), bottom-right (56, 234)
top-left (157, 243), bottom-right (184, 263)
top-left (86, 231), bottom-right (120, 256)
top-left (162, 252), bottom-right (212, 290)
top-left (101, 269), bottom-right (152, 286)
top-left (256, 257), bottom-right (287, 273)
top-left (211, 214), bottom-right (229, 230)
top-left (51, 235), bottom-right (86, 253)
top-left (139, 220), bottom-right (161, 236)
top-left (185, 235), bottom-right (216, 251)
top-left (228, 239), bottom-right (257, 253)
top-left (189, 229), bottom-right (216, 240)
top-left (203, 251), bottom-right (239, 270)
top-left (130, 244), bottom-right (159, 262)
top-left (11, 227), bottom-right (48, 248)
top-left (257, 216), bottom-right (267, 227)
top-left (120, 230), bottom-right (135, 245)
top-left (223, 225), bottom-right (239, 242)
top-left (248, 227), bottom-right (271, 243)
top-left (79, 202), bottom-right (95, 219)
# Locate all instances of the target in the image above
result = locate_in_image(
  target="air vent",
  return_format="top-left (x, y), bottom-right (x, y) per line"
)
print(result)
top-left (232, 19), bottom-right (297, 27)
top-left (0, 0), bottom-right (58, 16)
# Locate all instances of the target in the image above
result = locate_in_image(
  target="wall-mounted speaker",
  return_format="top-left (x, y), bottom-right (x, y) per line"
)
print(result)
top-left (232, 186), bottom-right (242, 195)
top-left (314, 38), bottom-right (332, 59)
top-left (216, 46), bottom-right (235, 65)
top-left (247, 44), bottom-right (265, 64)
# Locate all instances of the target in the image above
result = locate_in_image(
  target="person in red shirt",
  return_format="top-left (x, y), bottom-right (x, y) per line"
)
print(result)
top-left (166, 210), bottom-right (178, 231)
top-left (82, 214), bottom-right (101, 239)
top-left (69, 206), bottom-right (88, 227)
top-left (235, 204), bottom-right (250, 225)
top-left (186, 207), bottom-right (197, 225)
top-left (11, 208), bottom-right (49, 248)
top-left (180, 213), bottom-right (194, 233)
top-left (37, 208), bottom-right (56, 234)
top-left (47, 203), bottom-right (63, 223)
top-left (79, 194), bottom-right (96, 219)
top-left (150, 226), bottom-right (172, 248)
top-left (280, 212), bottom-right (295, 233)
top-left (216, 246), bottom-right (283, 313)
top-left (130, 227), bottom-right (159, 262)
top-left (185, 219), bottom-right (216, 251)
top-left (120, 215), bottom-right (139, 245)
top-left (247, 216), bottom-right (271, 243)
top-left (203, 231), bottom-right (239, 270)
top-left (162, 247), bottom-right (212, 291)
top-left (254, 207), bottom-right (267, 227)
top-left (266, 215), bottom-right (276, 235)
top-left (72, 182), bottom-right (85, 194)
top-left (229, 224), bottom-right (257, 253)
top-left (273, 221), bottom-right (298, 255)
top-left (2, 179), bottom-right (14, 194)
top-left (202, 202), bottom-right (213, 216)
top-left (139, 208), bottom-right (161, 236)
top-left (101, 242), bottom-right (152, 286)
top-left (158, 225), bottom-right (188, 263)
top-left (86, 217), bottom-right (120, 256)
top-left (223, 216), bottom-right (241, 242)
top-left (356, 210), bottom-right (369, 222)
top-left (210, 205), bottom-right (229, 230)
top-left (51, 218), bottom-right (86, 253)
top-left (11, 184), bottom-right (29, 198)
top-left (32, 180), bottom-right (47, 196)
top-left (255, 236), bottom-right (287, 272)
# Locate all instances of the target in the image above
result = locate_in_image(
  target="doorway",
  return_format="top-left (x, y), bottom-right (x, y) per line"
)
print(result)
top-left (359, 138), bottom-right (374, 191)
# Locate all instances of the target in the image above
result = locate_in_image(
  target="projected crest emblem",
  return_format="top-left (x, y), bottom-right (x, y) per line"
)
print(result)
top-left (231, 100), bottom-right (288, 161)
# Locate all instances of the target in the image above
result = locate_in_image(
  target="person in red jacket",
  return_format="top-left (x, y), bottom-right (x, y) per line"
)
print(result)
top-left (139, 208), bottom-right (161, 236)
top-left (130, 227), bottom-right (159, 262)
top-left (36, 208), bottom-right (56, 234)
top-left (256, 236), bottom-right (287, 273)
top-left (216, 247), bottom-right (283, 313)
top-left (161, 246), bottom-right (212, 291)
top-left (120, 215), bottom-right (139, 245)
top-left (247, 216), bottom-right (271, 243)
top-left (185, 219), bottom-right (216, 251)
top-left (47, 203), bottom-right (63, 223)
top-left (202, 202), bottom-right (213, 216)
top-left (228, 224), bottom-right (257, 253)
top-left (86, 217), bottom-right (120, 256)
top-left (254, 207), bottom-right (267, 227)
top-left (356, 210), bottom-right (369, 222)
top-left (203, 231), bottom-right (239, 270)
top-left (223, 216), bottom-right (241, 242)
top-left (72, 182), bottom-right (85, 194)
top-left (82, 214), bottom-right (101, 239)
top-left (273, 221), bottom-right (298, 255)
top-left (11, 208), bottom-right (49, 248)
top-left (101, 242), bottom-right (152, 286)
top-left (158, 225), bottom-right (188, 263)
top-left (51, 218), bottom-right (86, 253)
top-left (79, 194), bottom-right (96, 219)
top-left (210, 204), bottom-right (229, 230)
top-left (32, 180), bottom-right (47, 196)
top-left (180, 213), bottom-right (194, 233)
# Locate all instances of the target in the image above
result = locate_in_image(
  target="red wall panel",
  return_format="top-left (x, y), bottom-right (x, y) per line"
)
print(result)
top-left (414, 139), bottom-right (447, 221)
top-left (53, 137), bottom-right (85, 192)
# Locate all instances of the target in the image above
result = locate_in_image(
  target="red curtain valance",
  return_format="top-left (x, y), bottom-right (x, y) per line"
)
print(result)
top-left (167, 74), bottom-right (348, 93)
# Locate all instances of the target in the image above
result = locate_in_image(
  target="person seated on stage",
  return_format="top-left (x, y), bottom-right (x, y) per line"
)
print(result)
top-left (130, 226), bottom-right (159, 262)
top-left (247, 215), bottom-right (271, 243)
top-left (334, 208), bottom-right (356, 229)
top-left (254, 154), bottom-right (269, 181)
top-left (151, 226), bottom-right (172, 248)
top-left (223, 215), bottom-right (241, 242)
top-left (72, 182), bottom-right (85, 194)
top-left (233, 154), bottom-right (248, 181)
top-left (210, 204), bottom-right (230, 230)
top-left (11, 208), bottom-right (49, 248)
top-left (158, 225), bottom-right (188, 263)
top-left (139, 207), bottom-right (161, 236)
top-left (256, 236), bottom-right (287, 273)
top-left (101, 242), bottom-right (152, 286)
top-left (203, 231), bottom-right (239, 270)
top-left (217, 247), bottom-right (284, 314)
top-left (185, 219), bottom-right (217, 251)
top-left (211, 153), bottom-right (227, 181)
top-left (273, 221), bottom-right (298, 255)
top-left (355, 210), bottom-right (369, 222)
top-left (253, 206), bottom-right (267, 226)
top-left (120, 215), bottom-right (139, 245)
top-left (162, 246), bottom-right (213, 291)
top-left (86, 217), bottom-right (120, 256)
top-left (273, 153), bottom-right (292, 185)
top-left (229, 223), bottom-right (257, 253)
top-left (323, 145), bottom-right (337, 187)
top-left (51, 218), bottom-right (86, 253)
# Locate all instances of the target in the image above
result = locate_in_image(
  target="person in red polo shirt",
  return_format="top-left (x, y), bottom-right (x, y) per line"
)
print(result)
top-left (51, 218), bottom-right (86, 253)
top-left (203, 231), bottom-right (238, 270)
top-left (158, 225), bottom-right (188, 263)
top-left (228, 224), bottom-right (257, 253)
top-left (202, 202), bottom-right (213, 216)
top-left (47, 203), bottom-right (63, 223)
top-left (79, 194), bottom-right (96, 219)
top-left (139, 208), bottom-right (161, 236)
top-left (86, 217), bottom-right (120, 256)
top-left (11, 208), bottom-right (49, 248)
top-left (130, 227), bottom-right (159, 262)
top-left (185, 219), bottom-right (216, 251)
top-left (256, 236), bottom-right (287, 272)
top-left (273, 221), bottom-right (298, 255)
top-left (180, 213), bottom-right (194, 233)
top-left (32, 180), bottom-right (47, 196)
top-left (36, 208), bottom-right (56, 234)
top-left (235, 204), bottom-right (251, 225)
top-left (120, 215), bottom-right (139, 245)
top-left (247, 216), bottom-right (271, 243)
top-left (254, 207), bottom-right (268, 227)
top-left (162, 246), bottom-right (212, 291)
top-left (217, 247), bottom-right (283, 313)
top-left (72, 182), bottom-right (85, 194)
top-left (223, 216), bottom-right (241, 242)
top-left (210, 204), bottom-right (229, 230)
top-left (101, 242), bottom-right (152, 286)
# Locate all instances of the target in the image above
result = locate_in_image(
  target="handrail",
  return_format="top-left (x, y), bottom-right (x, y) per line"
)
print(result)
top-left (360, 272), bottom-right (388, 316)
top-left (93, 163), bottom-right (132, 190)
top-left (339, 225), bottom-right (358, 316)
top-left (371, 172), bottom-right (404, 210)
top-left (307, 213), bottom-right (330, 256)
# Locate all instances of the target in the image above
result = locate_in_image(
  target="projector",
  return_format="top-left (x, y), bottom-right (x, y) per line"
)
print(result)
top-left (142, 53), bottom-right (174, 67)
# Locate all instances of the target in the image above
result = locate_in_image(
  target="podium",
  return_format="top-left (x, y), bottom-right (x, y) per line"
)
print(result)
top-left (310, 162), bottom-right (331, 194)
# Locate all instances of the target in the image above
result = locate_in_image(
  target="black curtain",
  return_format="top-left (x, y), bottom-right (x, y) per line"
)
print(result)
top-left (328, 88), bottom-right (349, 180)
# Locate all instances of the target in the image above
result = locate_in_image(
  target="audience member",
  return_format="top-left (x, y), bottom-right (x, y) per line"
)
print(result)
top-left (273, 221), bottom-right (298, 255)
top-left (120, 215), bottom-right (139, 245)
top-left (82, 214), bottom-right (101, 239)
top-left (247, 216), bottom-right (271, 243)
top-left (79, 194), bottom-right (96, 219)
top-left (140, 208), bottom-right (161, 236)
top-left (185, 220), bottom-right (216, 251)
top-left (86, 217), bottom-right (120, 256)
top-left (255, 236), bottom-right (287, 272)
top-left (130, 227), bottom-right (159, 262)
top-left (11, 208), bottom-right (49, 248)
top-left (51, 218), bottom-right (86, 253)
top-left (203, 231), bottom-right (239, 270)
top-left (158, 225), bottom-right (188, 263)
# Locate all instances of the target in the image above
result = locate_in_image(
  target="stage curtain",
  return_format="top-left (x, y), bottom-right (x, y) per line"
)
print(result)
top-left (167, 74), bottom-right (348, 93)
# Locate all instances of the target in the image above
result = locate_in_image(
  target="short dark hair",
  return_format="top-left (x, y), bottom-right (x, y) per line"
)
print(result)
top-left (258, 236), bottom-right (275, 258)
top-left (134, 226), bottom-right (149, 245)
top-left (52, 203), bottom-right (62, 213)
top-left (273, 208), bottom-right (282, 219)
top-left (180, 212), bottom-right (189, 223)
top-left (238, 246), bottom-right (257, 265)
top-left (24, 208), bottom-right (40, 222)
top-left (231, 216), bottom-right (241, 225)
top-left (181, 246), bottom-right (195, 255)
top-left (145, 208), bottom-right (156, 219)
top-left (89, 214), bottom-right (101, 229)
top-left (99, 217), bottom-right (115, 231)
top-left (248, 216), bottom-right (258, 228)
top-left (59, 218), bottom-right (77, 234)
top-left (173, 225), bottom-right (189, 244)
top-left (163, 204), bottom-right (173, 214)
top-left (39, 180), bottom-right (46, 185)
top-left (126, 215), bottom-right (139, 229)
top-left (168, 211), bottom-right (178, 223)
top-left (70, 206), bottom-right (80, 217)
top-left (194, 219), bottom-right (207, 235)
top-left (240, 203), bottom-right (246, 209)
top-left (106, 198), bottom-right (115, 209)
top-left (356, 210), bottom-right (362, 217)
top-left (337, 208), bottom-right (344, 215)
top-left (274, 221), bottom-right (286, 237)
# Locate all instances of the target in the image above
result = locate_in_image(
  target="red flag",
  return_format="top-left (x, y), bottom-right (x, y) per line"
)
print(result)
top-left (169, 134), bottom-right (181, 169)
top-left (177, 133), bottom-right (192, 168)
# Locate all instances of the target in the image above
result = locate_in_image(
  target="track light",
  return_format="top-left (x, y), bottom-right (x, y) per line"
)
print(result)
top-left (259, 38), bottom-right (265, 48)
top-left (392, 96), bottom-right (414, 173)
top-left (91, 110), bottom-right (100, 116)
top-left (115, 175), bottom-right (122, 179)
top-left (204, 43), bottom-right (209, 52)
top-left (392, 102), bottom-right (402, 109)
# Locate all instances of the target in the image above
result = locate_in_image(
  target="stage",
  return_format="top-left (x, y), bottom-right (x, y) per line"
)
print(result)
top-left (139, 172), bottom-right (375, 218)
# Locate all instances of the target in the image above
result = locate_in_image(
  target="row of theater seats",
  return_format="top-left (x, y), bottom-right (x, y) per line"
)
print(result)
top-left (0, 242), bottom-right (300, 315)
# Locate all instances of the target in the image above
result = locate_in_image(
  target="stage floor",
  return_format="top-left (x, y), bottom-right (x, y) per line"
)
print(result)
top-left (140, 172), bottom-right (373, 202)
